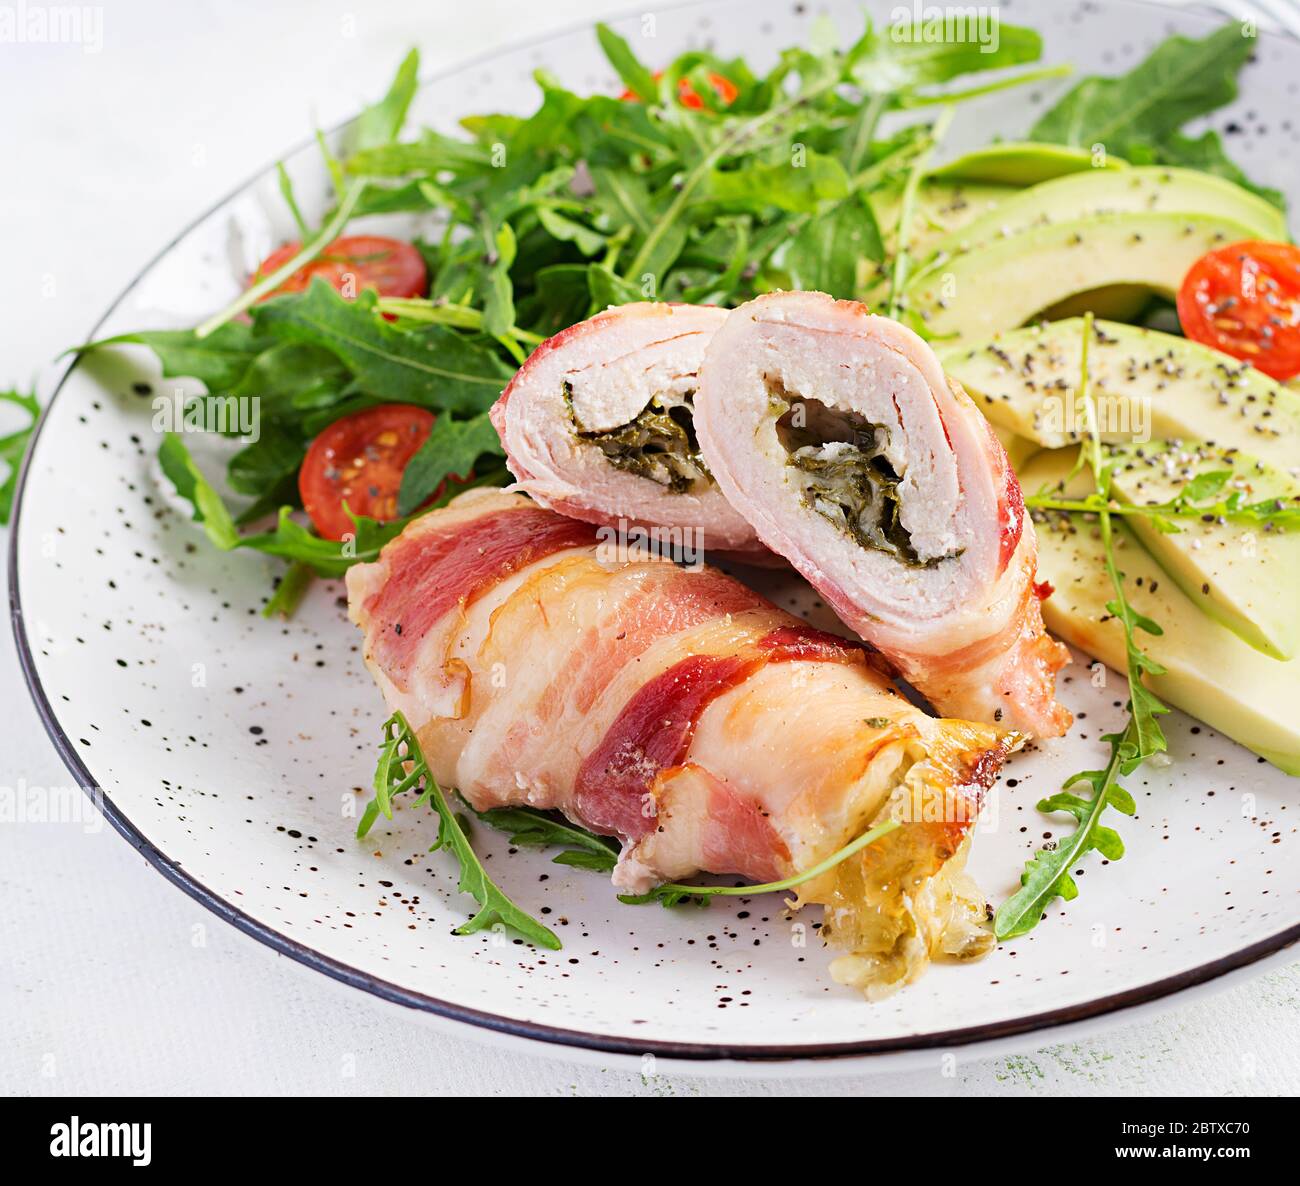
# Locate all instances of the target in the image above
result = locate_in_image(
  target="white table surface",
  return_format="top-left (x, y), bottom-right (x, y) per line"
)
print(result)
top-left (2, 0), bottom-right (1298, 1097)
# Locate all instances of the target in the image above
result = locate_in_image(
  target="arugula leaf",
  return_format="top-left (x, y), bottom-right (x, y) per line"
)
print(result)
top-left (1026, 477), bottom-right (1300, 532)
top-left (886, 106), bottom-right (955, 319)
top-left (82, 322), bottom-right (264, 392)
top-left (396, 410), bottom-right (504, 515)
top-left (595, 23), bottom-right (658, 104)
top-left (226, 424), bottom-right (308, 500)
top-left (229, 340), bottom-right (349, 409)
top-left (252, 281), bottom-right (512, 414)
top-left (475, 806), bottom-right (619, 873)
top-left (238, 507), bottom-right (409, 577)
top-left (373, 295), bottom-right (542, 350)
top-left (1030, 23), bottom-right (1282, 210)
top-left (589, 165), bottom-right (655, 237)
top-left (849, 19), bottom-right (1042, 93)
top-left (994, 728), bottom-right (1138, 939)
top-left (1031, 23), bottom-right (1250, 148)
top-left (359, 713), bottom-right (561, 949)
top-left (702, 149), bottom-right (851, 215)
top-left (0, 388), bottom-right (40, 524)
top-left (347, 133), bottom-right (493, 179)
top-left (276, 161), bottom-right (310, 239)
top-left (995, 314), bottom-right (1168, 939)
top-left (587, 264), bottom-right (644, 310)
top-left (158, 432), bottom-right (241, 550)
top-left (350, 48), bottom-right (421, 153)
top-left (263, 562), bottom-right (315, 619)
top-left (479, 218), bottom-right (517, 338)
top-left (536, 207), bottom-right (607, 256)
top-left (778, 195), bottom-right (883, 296)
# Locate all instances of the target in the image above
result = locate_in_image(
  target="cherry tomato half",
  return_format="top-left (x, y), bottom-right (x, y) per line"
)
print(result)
top-left (253, 235), bottom-right (428, 303)
top-left (618, 70), bottom-right (737, 110)
top-left (677, 72), bottom-right (738, 109)
top-left (299, 404), bottom-right (436, 540)
top-left (1177, 239), bottom-right (1300, 381)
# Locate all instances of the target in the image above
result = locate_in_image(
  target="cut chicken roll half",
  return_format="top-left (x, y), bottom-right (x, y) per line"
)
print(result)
top-left (694, 291), bottom-right (1071, 737)
top-left (490, 302), bottom-right (765, 559)
top-left (347, 488), bottom-right (1019, 997)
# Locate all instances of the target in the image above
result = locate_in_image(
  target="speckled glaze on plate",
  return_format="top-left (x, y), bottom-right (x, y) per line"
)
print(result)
top-left (10, 0), bottom-right (1300, 1067)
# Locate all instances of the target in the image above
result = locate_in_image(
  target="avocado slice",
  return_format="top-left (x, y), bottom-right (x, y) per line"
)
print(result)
top-left (930, 142), bottom-right (1127, 186)
top-left (940, 318), bottom-right (1300, 474)
top-left (907, 211), bottom-right (1265, 343)
top-left (1021, 448), bottom-right (1300, 775)
top-left (922, 166), bottom-right (1286, 270)
top-left (1108, 442), bottom-right (1300, 659)
top-left (868, 179), bottom-right (1014, 262)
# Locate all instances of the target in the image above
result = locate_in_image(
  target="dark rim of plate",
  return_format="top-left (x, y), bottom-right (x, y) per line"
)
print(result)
top-left (8, 0), bottom-right (1300, 1063)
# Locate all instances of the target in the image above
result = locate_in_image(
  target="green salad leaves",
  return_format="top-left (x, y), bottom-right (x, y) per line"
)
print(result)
top-left (0, 388), bottom-right (40, 525)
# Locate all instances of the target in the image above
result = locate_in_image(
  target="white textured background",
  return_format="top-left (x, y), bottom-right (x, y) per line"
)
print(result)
top-left (2, 0), bottom-right (1298, 1096)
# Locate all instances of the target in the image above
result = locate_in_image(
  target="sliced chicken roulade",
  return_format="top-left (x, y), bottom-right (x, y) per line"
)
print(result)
top-left (490, 301), bottom-right (766, 560)
top-left (694, 291), bottom-right (1071, 737)
top-left (347, 488), bottom-right (1019, 997)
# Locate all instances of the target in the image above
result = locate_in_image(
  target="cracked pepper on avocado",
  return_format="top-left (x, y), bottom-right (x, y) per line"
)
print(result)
top-left (72, 15), bottom-right (1300, 997)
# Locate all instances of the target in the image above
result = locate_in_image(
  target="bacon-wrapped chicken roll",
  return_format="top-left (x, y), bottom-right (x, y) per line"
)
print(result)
top-left (490, 302), bottom-right (766, 560)
top-left (346, 488), bottom-right (1018, 996)
top-left (693, 291), bottom-right (1071, 737)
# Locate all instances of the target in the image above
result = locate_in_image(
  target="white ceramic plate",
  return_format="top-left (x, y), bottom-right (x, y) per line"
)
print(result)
top-left (11, 0), bottom-right (1300, 1066)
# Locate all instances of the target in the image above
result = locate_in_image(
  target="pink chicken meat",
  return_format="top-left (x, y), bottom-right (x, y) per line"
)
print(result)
top-left (693, 291), bottom-right (1071, 738)
top-left (490, 301), bottom-right (766, 559)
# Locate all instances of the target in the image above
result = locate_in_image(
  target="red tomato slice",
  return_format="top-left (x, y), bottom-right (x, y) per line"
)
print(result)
top-left (1177, 239), bottom-right (1300, 381)
top-left (299, 404), bottom-right (436, 540)
top-left (253, 235), bottom-right (427, 303)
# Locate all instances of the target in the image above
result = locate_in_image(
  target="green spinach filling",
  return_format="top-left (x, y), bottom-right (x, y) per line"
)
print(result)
top-left (774, 392), bottom-right (943, 567)
top-left (565, 382), bottom-right (711, 494)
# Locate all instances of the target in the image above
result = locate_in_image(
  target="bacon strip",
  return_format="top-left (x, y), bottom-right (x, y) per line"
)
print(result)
top-left (362, 503), bottom-right (595, 684)
top-left (573, 624), bottom-right (865, 841)
top-left (693, 291), bottom-right (1071, 737)
top-left (348, 489), bottom-right (1020, 997)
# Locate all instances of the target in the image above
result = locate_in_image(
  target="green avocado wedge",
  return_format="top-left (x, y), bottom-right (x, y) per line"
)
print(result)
top-left (868, 179), bottom-right (1014, 261)
top-left (907, 211), bottom-right (1263, 343)
top-left (921, 166), bottom-right (1287, 269)
top-left (1021, 448), bottom-right (1300, 775)
top-left (929, 142), bottom-right (1126, 186)
top-left (1103, 442), bottom-right (1300, 659)
top-left (940, 318), bottom-right (1300, 474)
